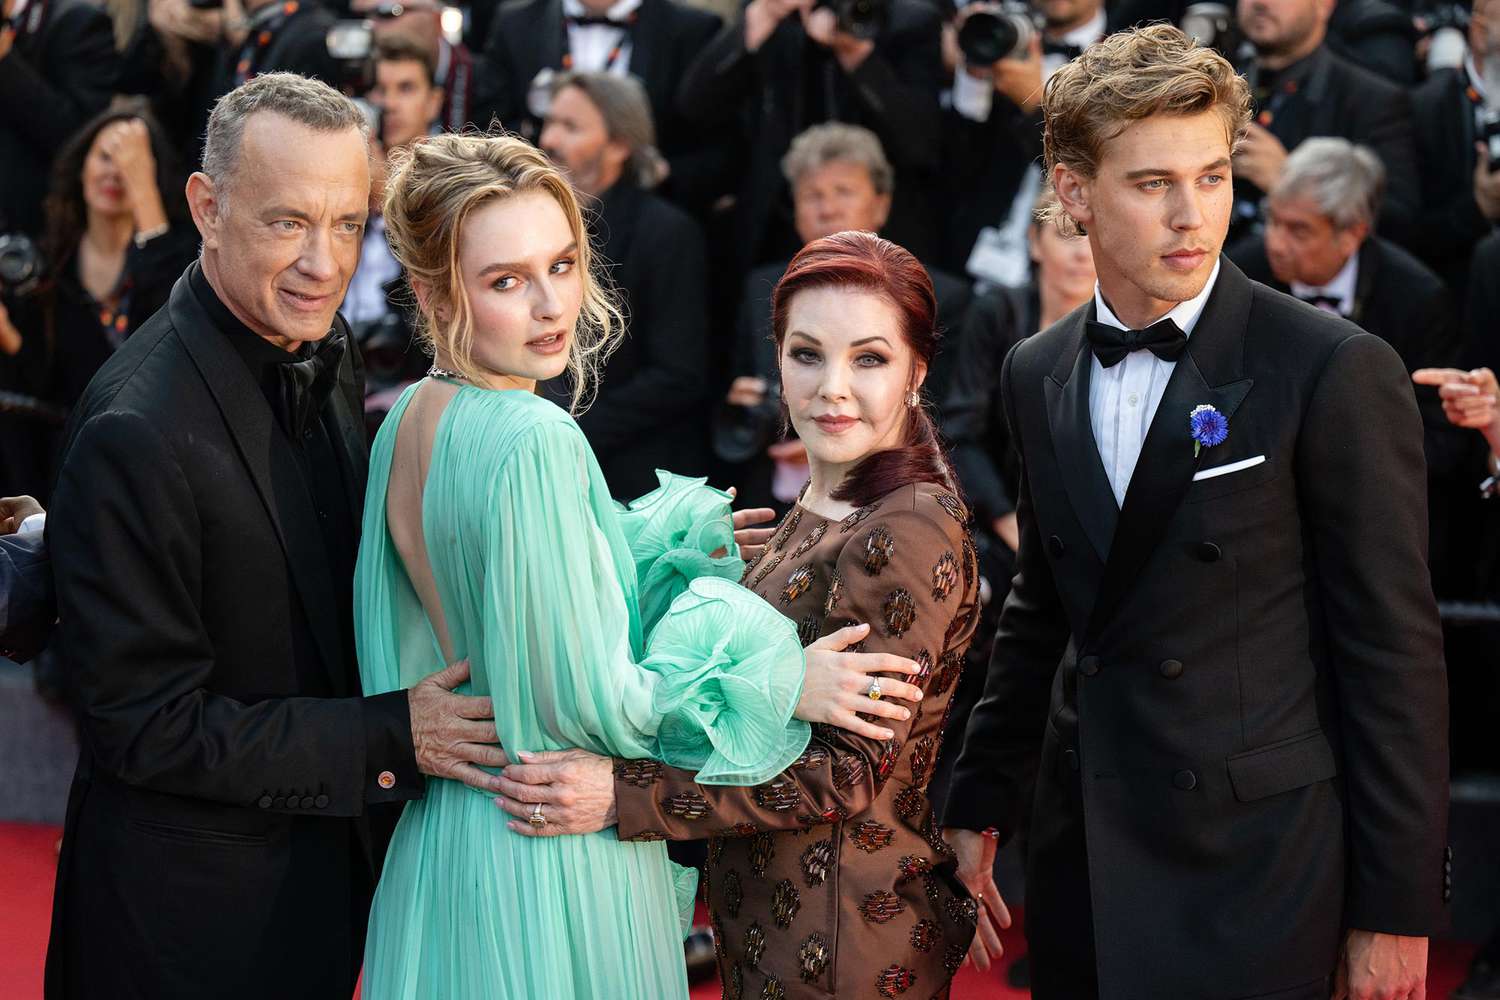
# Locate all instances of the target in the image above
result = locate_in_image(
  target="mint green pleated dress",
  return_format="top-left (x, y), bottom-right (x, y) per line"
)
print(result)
top-left (354, 383), bottom-right (812, 1000)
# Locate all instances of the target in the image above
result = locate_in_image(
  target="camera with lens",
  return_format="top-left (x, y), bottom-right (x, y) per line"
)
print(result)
top-left (0, 233), bottom-right (43, 298)
top-left (1178, 2), bottom-right (1241, 56)
top-left (713, 380), bottom-right (783, 466)
top-left (816, 0), bottom-right (890, 42)
top-left (958, 2), bottom-right (1042, 65)
top-left (327, 19), bottom-right (378, 96)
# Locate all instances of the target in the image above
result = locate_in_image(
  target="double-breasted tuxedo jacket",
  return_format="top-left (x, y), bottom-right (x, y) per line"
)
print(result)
top-left (945, 260), bottom-right (1450, 999)
top-left (44, 269), bottom-right (422, 1000)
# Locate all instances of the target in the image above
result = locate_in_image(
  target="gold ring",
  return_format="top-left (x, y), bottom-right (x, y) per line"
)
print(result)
top-left (867, 678), bottom-right (882, 700)
top-left (528, 802), bottom-right (547, 828)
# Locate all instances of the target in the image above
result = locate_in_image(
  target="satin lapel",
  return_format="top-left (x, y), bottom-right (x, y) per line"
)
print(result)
top-left (171, 273), bottom-right (348, 692)
top-left (1043, 309), bottom-right (1118, 562)
top-left (1084, 260), bottom-right (1257, 641)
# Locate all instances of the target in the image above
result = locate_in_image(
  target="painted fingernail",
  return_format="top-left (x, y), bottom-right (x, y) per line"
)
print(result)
top-left (516, 751), bottom-right (533, 762)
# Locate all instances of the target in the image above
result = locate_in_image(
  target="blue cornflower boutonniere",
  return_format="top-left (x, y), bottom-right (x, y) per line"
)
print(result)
top-left (1189, 404), bottom-right (1228, 457)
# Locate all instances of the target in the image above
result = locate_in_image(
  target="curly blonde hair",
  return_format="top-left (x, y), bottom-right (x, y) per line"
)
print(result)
top-left (1041, 24), bottom-right (1253, 235)
top-left (381, 131), bottom-right (622, 412)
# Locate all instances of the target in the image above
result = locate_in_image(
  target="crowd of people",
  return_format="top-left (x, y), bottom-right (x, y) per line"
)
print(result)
top-left (2, 0), bottom-right (1500, 996)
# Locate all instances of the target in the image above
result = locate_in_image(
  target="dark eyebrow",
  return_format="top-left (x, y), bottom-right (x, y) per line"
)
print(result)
top-left (1123, 157), bottom-right (1233, 181)
top-left (850, 336), bottom-right (893, 348)
top-left (478, 241), bottom-right (579, 278)
top-left (786, 330), bottom-right (820, 344)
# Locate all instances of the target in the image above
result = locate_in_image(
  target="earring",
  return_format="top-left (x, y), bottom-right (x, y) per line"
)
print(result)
top-left (905, 390), bottom-right (920, 408)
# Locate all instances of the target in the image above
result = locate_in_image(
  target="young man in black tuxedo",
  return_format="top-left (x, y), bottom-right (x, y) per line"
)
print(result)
top-left (43, 73), bottom-right (508, 1000)
top-left (944, 26), bottom-right (1449, 1000)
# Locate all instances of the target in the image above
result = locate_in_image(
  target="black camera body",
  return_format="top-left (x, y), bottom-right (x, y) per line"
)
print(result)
top-left (817, 0), bottom-right (890, 42)
top-left (327, 19), bottom-right (378, 96)
top-left (0, 233), bottom-right (43, 298)
top-left (1179, 2), bottom-right (1242, 57)
top-left (957, 3), bottom-right (1041, 65)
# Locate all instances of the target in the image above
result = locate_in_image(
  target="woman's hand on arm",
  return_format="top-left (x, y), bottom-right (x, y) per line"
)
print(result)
top-left (493, 748), bottom-right (617, 836)
top-left (797, 623), bottom-right (923, 740)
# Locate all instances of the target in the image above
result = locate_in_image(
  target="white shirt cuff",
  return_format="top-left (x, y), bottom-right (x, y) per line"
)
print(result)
top-left (951, 67), bottom-right (993, 122)
top-left (18, 512), bottom-right (45, 534)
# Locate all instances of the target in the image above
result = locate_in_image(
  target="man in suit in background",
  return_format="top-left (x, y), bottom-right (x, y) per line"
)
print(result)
top-left (476, 0), bottom-right (729, 211)
top-left (946, 26), bottom-right (1448, 1000)
top-left (0, 494), bottom-right (51, 664)
top-left (538, 70), bottom-right (711, 499)
top-left (1229, 0), bottom-right (1420, 250)
top-left (44, 73), bottom-right (506, 1000)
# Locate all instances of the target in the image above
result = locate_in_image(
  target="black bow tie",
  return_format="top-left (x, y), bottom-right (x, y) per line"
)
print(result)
top-left (1043, 39), bottom-right (1085, 60)
top-left (1298, 293), bottom-right (1344, 314)
top-left (276, 330), bottom-right (346, 440)
top-left (566, 13), bottom-right (628, 27)
top-left (1085, 318), bottom-right (1188, 368)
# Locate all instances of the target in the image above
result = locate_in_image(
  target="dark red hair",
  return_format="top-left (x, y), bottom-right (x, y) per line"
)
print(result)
top-left (771, 230), bottom-right (957, 508)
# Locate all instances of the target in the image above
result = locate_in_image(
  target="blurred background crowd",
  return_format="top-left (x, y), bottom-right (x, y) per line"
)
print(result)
top-left (2, 0), bottom-right (1500, 991)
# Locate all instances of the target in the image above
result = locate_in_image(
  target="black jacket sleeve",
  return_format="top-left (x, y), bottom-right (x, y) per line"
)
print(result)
top-left (0, 0), bottom-right (118, 158)
top-left (1296, 332), bottom-right (1449, 935)
top-left (0, 530), bottom-right (54, 663)
top-left (50, 408), bottom-right (422, 817)
top-left (942, 342), bottom-right (1072, 839)
top-left (942, 292), bottom-right (1023, 524)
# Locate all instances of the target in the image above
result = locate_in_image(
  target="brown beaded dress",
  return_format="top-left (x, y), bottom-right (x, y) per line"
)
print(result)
top-left (613, 482), bottom-right (982, 1000)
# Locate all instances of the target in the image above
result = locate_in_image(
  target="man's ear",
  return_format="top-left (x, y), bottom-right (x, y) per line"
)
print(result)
top-left (1053, 163), bottom-right (1093, 233)
top-left (185, 172), bottom-right (222, 251)
top-left (426, 86), bottom-right (446, 129)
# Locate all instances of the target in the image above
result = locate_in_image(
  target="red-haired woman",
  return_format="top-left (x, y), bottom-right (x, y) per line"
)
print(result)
top-left (505, 230), bottom-right (984, 999)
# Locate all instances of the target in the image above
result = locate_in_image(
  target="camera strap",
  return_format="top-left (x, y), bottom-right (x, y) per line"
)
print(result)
top-left (232, 1), bottom-right (301, 87)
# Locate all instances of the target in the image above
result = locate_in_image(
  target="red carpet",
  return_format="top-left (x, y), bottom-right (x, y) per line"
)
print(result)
top-left (2, 822), bottom-right (1474, 999)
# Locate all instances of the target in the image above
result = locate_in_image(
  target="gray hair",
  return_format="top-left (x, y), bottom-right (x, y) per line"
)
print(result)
top-left (1270, 137), bottom-right (1386, 231)
top-left (201, 72), bottom-right (368, 202)
top-left (550, 71), bottom-right (666, 189)
top-left (780, 123), bottom-right (894, 196)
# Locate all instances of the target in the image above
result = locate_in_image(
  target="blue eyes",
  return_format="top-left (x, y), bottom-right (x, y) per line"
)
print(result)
top-left (790, 348), bottom-right (887, 367)
top-left (491, 259), bottom-right (577, 292)
top-left (1138, 175), bottom-right (1227, 192)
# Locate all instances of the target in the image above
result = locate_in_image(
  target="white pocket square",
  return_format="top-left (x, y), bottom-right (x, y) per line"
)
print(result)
top-left (1193, 455), bottom-right (1267, 482)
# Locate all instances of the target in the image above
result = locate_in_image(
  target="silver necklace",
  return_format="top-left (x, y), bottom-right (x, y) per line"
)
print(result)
top-left (427, 365), bottom-right (465, 381)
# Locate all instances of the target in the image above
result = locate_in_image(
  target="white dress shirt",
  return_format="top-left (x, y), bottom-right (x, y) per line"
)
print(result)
top-left (1089, 258), bottom-right (1221, 507)
top-left (562, 0), bottom-right (642, 76)
top-left (342, 215), bottom-right (402, 326)
top-left (1290, 252), bottom-right (1358, 317)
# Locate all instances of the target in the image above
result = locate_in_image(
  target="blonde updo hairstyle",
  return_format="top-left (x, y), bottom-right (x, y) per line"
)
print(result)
top-left (382, 132), bottom-right (622, 412)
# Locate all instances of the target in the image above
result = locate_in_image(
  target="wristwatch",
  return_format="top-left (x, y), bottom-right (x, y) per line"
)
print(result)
top-left (133, 224), bottom-right (170, 249)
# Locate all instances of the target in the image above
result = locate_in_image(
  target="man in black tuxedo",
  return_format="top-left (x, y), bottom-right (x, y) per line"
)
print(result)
top-left (1407, 0), bottom-right (1500, 295)
top-left (44, 73), bottom-right (506, 1000)
top-left (475, 0), bottom-right (729, 211)
top-left (538, 70), bottom-right (710, 499)
top-left (677, 0), bottom-right (944, 274)
top-left (0, 0), bottom-right (117, 241)
top-left (1228, 0), bottom-right (1420, 250)
top-left (945, 26), bottom-right (1448, 1000)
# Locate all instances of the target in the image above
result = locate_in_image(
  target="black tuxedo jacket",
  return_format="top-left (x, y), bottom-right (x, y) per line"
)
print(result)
top-left (0, 0), bottom-right (116, 239)
top-left (44, 270), bottom-right (422, 1000)
top-left (946, 260), bottom-right (1450, 998)
top-left (677, 0), bottom-right (945, 273)
top-left (0, 530), bottom-right (53, 664)
top-left (1408, 67), bottom-right (1496, 291)
top-left (544, 180), bottom-right (710, 499)
top-left (475, 0), bottom-right (730, 210)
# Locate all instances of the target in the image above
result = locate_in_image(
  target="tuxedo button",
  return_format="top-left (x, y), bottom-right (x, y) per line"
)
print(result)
top-left (315, 794), bottom-right (329, 809)
top-left (1159, 659), bottom-right (1184, 680)
top-left (1445, 846), bottom-right (1453, 862)
top-left (1195, 542), bottom-right (1221, 562)
top-left (1079, 655), bottom-right (1100, 677)
top-left (257, 795), bottom-right (273, 809)
top-left (1048, 534), bottom-right (1066, 558)
top-left (1063, 749), bottom-right (1079, 772)
top-left (378, 770), bottom-right (397, 790)
top-left (1172, 769), bottom-right (1197, 790)
top-left (300, 796), bottom-right (315, 809)
top-left (273, 796), bottom-right (288, 809)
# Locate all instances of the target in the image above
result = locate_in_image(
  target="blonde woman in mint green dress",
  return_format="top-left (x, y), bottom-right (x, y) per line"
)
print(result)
top-left (355, 135), bottom-right (922, 999)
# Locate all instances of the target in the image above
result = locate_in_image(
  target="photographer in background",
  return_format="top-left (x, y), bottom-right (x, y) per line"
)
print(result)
top-left (1228, 0), bottom-right (1421, 251)
top-left (1409, 0), bottom-right (1500, 296)
top-left (677, 0), bottom-right (945, 276)
top-left (0, 0), bottom-right (118, 242)
top-left (344, 32), bottom-right (444, 429)
top-left (0, 103), bottom-right (194, 502)
top-left (941, 0), bottom-right (1107, 281)
top-left (715, 122), bottom-right (969, 510)
top-left (351, 0), bottom-right (475, 131)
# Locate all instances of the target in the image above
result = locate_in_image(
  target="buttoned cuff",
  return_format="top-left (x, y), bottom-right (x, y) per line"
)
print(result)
top-left (363, 689), bottom-right (423, 805)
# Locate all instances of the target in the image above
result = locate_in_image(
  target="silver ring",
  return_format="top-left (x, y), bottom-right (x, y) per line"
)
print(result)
top-left (528, 802), bottom-right (547, 828)
top-left (866, 678), bottom-right (883, 701)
